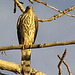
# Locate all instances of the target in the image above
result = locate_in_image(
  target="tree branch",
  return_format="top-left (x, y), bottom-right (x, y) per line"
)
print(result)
top-left (58, 49), bottom-right (67, 75)
top-left (58, 55), bottom-right (72, 75)
top-left (31, 69), bottom-right (46, 75)
top-left (0, 40), bottom-right (75, 51)
top-left (13, 0), bottom-right (75, 22)
top-left (14, 1), bottom-right (17, 13)
top-left (33, 0), bottom-right (75, 18)
top-left (14, 0), bottom-right (25, 13)
top-left (0, 59), bottom-right (21, 74)
top-left (0, 59), bottom-right (46, 75)
top-left (29, 0), bottom-right (34, 4)
top-left (38, 6), bottom-right (75, 22)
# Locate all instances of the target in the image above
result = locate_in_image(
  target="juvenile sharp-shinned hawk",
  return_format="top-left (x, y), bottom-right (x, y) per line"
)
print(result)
top-left (17, 6), bottom-right (38, 75)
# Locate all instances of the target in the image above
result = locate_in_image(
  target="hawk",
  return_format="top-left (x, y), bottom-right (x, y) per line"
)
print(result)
top-left (17, 6), bottom-right (38, 74)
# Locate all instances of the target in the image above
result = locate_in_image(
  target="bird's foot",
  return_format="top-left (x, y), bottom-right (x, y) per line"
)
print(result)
top-left (20, 44), bottom-right (26, 50)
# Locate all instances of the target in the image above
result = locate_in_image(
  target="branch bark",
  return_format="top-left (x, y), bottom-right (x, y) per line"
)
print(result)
top-left (38, 6), bottom-right (75, 22)
top-left (0, 40), bottom-right (75, 51)
top-left (0, 59), bottom-right (21, 74)
top-left (33, 0), bottom-right (75, 18)
top-left (14, 0), bottom-right (25, 13)
top-left (0, 59), bottom-right (46, 75)
top-left (13, 0), bottom-right (75, 22)
top-left (58, 55), bottom-right (72, 75)
top-left (58, 49), bottom-right (67, 75)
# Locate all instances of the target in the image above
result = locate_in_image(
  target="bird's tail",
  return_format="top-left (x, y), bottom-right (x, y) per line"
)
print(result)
top-left (21, 49), bottom-right (31, 75)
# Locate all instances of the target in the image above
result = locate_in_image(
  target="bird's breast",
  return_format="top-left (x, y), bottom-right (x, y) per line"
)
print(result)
top-left (19, 13), bottom-right (36, 44)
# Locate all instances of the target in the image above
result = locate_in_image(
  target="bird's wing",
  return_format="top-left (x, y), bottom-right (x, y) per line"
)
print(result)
top-left (34, 16), bottom-right (38, 43)
top-left (17, 15), bottom-right (23, 44)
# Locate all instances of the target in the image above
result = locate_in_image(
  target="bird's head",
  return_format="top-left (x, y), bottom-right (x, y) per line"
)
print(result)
top-left (25, 6), bottom-right (34, 13)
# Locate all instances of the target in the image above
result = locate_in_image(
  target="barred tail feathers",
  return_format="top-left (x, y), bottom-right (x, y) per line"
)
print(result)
top-left (21, 49), bottom-right (31, 75)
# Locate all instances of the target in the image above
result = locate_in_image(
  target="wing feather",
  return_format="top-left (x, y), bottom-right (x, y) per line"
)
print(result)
top-left (34, 16), bottom-right (38, 43)
top-left (17, 15), bottom-right (23, 44)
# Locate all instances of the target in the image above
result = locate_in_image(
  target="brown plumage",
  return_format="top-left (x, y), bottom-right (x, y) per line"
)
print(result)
top-left (17, 6), bottom-right (38, 75)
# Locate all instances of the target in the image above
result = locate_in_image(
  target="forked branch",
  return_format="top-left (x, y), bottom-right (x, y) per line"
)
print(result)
top-left (38, 6), bottom-right (75, 22)
top-left (33, 0), bottom-right (75, 17)
top-left (58, 55), bottom-right (72, 75)
top-left (14, 0), bottom-right (25, 13)
top-left (13, 0), bottom-right (75, 22)
top-left (58, 49), bottom-right (67, 75)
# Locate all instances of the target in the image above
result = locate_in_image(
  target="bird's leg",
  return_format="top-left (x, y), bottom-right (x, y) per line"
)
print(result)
top-left (19, 44), bottom-right (25, 50)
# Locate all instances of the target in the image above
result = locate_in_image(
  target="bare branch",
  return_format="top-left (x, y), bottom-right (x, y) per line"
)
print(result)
top-left (14, 0), bottom-right (24, 13)
top-left (0, 59), bottom-right (46, 75)
top-left (34, 0), bottom-right (75, 18)
top-left (38, 6), bottom-right (75, 22)
top-left (34, 0), bottom-right (62, 13)
top-left (14, 0), bottom-right (25, 13)
top-left (58, 49), bottom-right (67, 75)
top-left (29, 0), bottom-right (34, 4)
top-left (31, 69), bottom-right (46, 75)
top-left (65, 13), bottom-right (75, 17)
top-left (0, 40), bottom-right (75, 51)
top-left (0, 59), bottom-right (21, 74)
top-left (34, 0), bottom-right (47, 5)
top-left (13, 0), bottom-right (75, 21)
top-left (14, 1), bottom-right (17, 13)
top-left (58, 55), bottom-right (72, 75)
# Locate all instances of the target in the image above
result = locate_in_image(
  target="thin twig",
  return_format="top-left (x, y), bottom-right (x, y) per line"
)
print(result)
top-left (29, 0), bottom-right (34, 4)
top-left (14, 0), bottom-right (25, 13)
top-left (0, 40), bottom-right (75, 51)
top-left (34, 0), bottom-right (75, 17)
top-left (14, 0), bottom-right (24, 13)
top-left (14, 0), bottom-right (75, 22)
top-left (14, 1), bottom-right (17, 13)
top-left (38, 6), bottom-right (75, 22)
top-left (58, 55), bottom-right (72, 75)
top-left (58, 49), bottom-right (67, 75)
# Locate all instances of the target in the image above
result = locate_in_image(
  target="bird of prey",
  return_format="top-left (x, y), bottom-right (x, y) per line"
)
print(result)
top-left (17, 6), bottom-right (38, 75)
